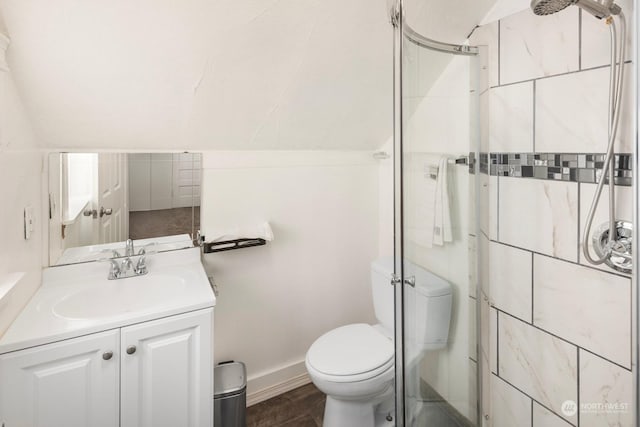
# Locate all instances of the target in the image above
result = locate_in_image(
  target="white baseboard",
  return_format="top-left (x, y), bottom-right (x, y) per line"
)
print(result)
top-left (246, 360), bottom-right (312, 407)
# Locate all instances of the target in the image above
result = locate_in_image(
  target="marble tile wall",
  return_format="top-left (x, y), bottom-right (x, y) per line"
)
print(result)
top-left (469, 3), bottom-right (635, 426)
top-left (498, 313), bottom-right (578, 424)
top-left (489, 83), bottom-right (534, 152)
top-left (533, 403), bottom-right (574, 427)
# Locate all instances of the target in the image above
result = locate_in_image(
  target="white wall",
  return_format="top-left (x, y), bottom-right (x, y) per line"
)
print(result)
top-left (199, 151), bottom-right (380, 402)
top-left (377, 139), bottom-right (394, 258)
top-left (0, 31), bottom-right (44, 337)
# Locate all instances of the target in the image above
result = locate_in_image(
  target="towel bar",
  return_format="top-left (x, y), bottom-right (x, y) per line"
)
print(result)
top-left (428, 156), bottom-right (469, 179)
top-left (201, 238), bottom-right (267, 254)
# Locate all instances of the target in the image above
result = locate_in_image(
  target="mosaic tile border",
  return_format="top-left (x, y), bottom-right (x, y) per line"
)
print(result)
top-left (477, 152), bottom-right (633, 186)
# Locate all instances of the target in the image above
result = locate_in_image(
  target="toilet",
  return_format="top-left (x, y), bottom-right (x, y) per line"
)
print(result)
top-left (305, 258), bottom-right (453, 427)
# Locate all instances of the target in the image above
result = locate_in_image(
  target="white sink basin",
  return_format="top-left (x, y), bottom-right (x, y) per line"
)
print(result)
top-left (0, 248), bottom-right (215, 354)
top-left (52, 272), bottom-right (187, 320)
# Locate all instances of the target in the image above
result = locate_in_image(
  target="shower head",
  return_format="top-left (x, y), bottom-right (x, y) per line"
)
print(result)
top-left (530, 0), bottom-right (621, 19)
top-left (531, 0), bottom-right (575, 15)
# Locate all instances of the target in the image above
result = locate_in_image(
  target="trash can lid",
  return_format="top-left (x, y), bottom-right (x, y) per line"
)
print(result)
top-left (214, 361), bottom-right (247, 397)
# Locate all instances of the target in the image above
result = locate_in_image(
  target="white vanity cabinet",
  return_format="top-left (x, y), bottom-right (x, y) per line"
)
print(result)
top-left (0, 330), bottom-right (120, 427)
top-left (120, 309), bottom-right (212, 427)
top-left (0, 308), bottom-right (213, 427)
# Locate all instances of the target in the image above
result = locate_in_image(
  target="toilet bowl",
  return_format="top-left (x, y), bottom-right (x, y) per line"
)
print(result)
top-left (305, 258), bottom-right (453, 427)
top-left (305, 324), bottom-right (395, 427)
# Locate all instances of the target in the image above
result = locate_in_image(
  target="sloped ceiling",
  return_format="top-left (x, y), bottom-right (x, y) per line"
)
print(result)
top-left (0, 0), bottom-right (497, 151)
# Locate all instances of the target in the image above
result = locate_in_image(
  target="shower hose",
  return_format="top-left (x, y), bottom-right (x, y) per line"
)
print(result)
top-left (582, 11), bottom-right (627, 265)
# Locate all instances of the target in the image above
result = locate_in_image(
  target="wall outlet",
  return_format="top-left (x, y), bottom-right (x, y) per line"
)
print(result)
top-left (24, 206), bottom-right (35, 240)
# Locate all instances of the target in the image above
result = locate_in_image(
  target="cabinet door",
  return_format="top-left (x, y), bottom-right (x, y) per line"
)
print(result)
top-left (121, 309), bottom-right (213, 427)
top-left (0, 330), bottom-right (119, 427)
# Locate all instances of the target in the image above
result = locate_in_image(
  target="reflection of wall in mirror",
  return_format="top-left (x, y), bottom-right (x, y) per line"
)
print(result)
top-left (128, 153), bottom-right (201, 211)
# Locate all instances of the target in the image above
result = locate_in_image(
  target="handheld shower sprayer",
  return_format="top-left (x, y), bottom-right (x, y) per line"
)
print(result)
top-left (530, 0), bottom-right (631, 273)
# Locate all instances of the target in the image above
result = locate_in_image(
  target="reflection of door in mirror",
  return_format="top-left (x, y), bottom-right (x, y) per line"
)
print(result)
top-left (98, 153), bottom-right (128, 244)
top-left (48, 153), bottom-right (128, 265)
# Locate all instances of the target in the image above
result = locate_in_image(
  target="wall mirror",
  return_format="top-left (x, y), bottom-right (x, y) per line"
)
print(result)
top-left (48, 152), bottom-right (202, 266)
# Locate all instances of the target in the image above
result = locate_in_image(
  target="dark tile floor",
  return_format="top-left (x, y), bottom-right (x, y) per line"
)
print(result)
top-left (246, 381), bottom-right (473, 427)
top-left (129, 206), bottom-right (200, 240)
top-left (247, 383), bottom-right (325, 427)
top-left (413, 401), bottom-right (471, 427)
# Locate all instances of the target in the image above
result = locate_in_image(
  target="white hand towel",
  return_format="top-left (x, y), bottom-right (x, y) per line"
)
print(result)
top-left (433, 156), bottom-right (453, 246)
top-left (406, 154), bottom-right (438, 248)
top-left (209, 222), bottom-right (274, 242)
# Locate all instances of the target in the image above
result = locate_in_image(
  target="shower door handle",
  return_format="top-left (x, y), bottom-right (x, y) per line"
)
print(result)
top-left (390, 274), bottom-right (401, 287)
top-left (390, 275), bottom-right (415, 287)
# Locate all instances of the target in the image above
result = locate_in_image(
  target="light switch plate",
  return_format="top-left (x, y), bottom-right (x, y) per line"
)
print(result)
top-left (24, 206), bottom-right (34, 240)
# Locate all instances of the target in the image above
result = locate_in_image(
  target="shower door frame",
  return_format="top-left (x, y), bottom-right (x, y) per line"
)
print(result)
top-left (634, 1), bottom-right (639, 426)
top-left (393, 0), bottom-right (640, 425)
top-left (390, 1), bottom-right (481, 425)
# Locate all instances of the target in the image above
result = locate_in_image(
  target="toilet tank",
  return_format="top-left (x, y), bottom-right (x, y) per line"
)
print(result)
top-left (371, 258), bottom-right (453, 351)
top-left (371, 257), bottom-right (395, 334)
top-left (404, 262), bottom-right (452, 351)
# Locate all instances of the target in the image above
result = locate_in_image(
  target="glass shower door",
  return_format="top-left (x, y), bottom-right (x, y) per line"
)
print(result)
top-left (393, 4), bottom-right (481, 425)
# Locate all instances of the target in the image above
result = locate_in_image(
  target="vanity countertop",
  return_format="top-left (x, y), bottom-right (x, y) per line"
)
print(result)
top-left (0, 247), bottom-right (215, 354)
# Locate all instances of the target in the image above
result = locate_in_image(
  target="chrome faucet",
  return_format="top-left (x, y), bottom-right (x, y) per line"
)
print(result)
top-left (121, 257), bottom-right (134, 273)
top-left (125, 239), bottom-right (134, 257)
top-left (106, 247), bottom-right (149, 280)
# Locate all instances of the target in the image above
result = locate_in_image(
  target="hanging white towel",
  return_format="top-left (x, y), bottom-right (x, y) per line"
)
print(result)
top-left (406, 154), bottom-right (438, 248)
top-left (432, 156), bottom-right (453, 246)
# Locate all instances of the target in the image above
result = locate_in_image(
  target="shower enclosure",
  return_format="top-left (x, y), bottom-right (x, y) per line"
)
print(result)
top-left (391, 0), bottom-right (638, 426)
top-left (392, 1), bottom-right (481, 425)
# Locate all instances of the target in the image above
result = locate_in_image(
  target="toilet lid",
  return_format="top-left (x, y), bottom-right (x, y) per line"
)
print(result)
top-left (307, 324), bottom-right (394, 377)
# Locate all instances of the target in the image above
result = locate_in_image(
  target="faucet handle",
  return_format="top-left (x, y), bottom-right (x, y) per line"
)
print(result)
top-left (108, 259), bottom-right (121, 280)
top-left (135, 255), bottom-right (148, 275)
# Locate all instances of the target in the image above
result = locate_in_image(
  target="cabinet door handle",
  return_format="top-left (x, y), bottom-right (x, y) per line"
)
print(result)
top-left (126, 345), bottom-right (137, 355)
top-left (102, 351), bottom-right (114, 360)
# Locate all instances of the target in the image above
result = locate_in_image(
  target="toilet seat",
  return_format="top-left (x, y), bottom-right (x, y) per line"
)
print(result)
top-left (306, 324), bottom-right (394, 383)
